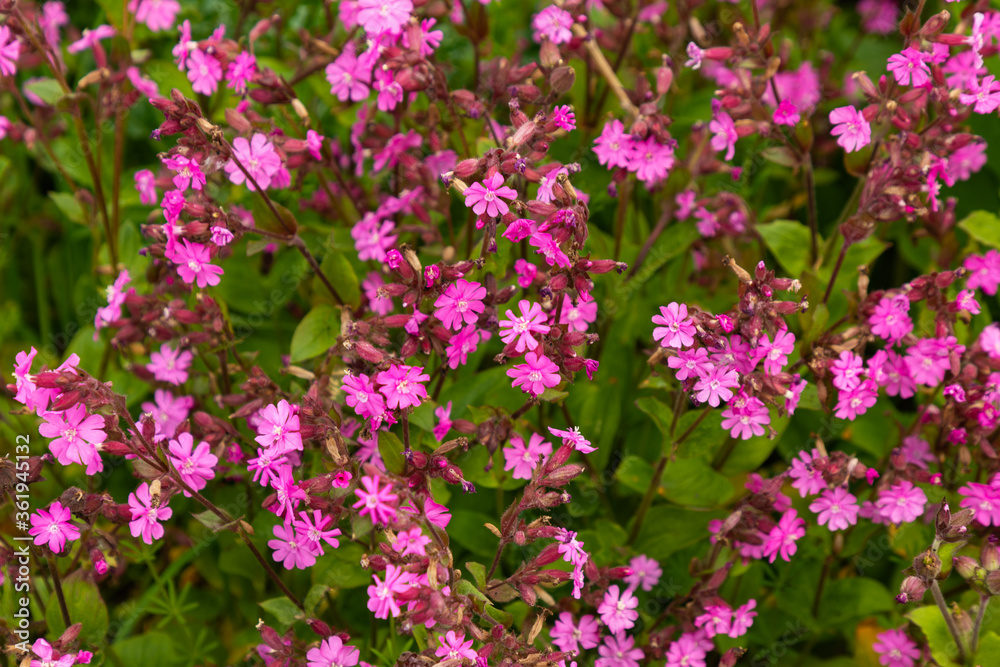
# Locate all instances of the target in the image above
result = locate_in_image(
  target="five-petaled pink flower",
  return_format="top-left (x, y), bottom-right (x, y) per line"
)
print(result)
top-left (652, 302), bottom-right (696, 349)
top-left (809, 487), bottom-right (860, 531)
top-left (692, 364), bottom-right (739, 407)
top-left (829, 105), bottom-right (871, 153)
top-left (168, 432), bottom-right (218, 495)
top-left (503, 431), bottom-right (552, 480)
top-left (39, 404), bottom-right (107, 474)
top-left (551, 612), bottom-right (601, 653)
top-left (887, 47), bottom-right (931, 87)
top-left (168, 239), bottom-right (224, 288)
top-left (0, 25), bottom-right (21, 77)
top-left (227, 51), bottom-right (257, 94)
top-left (434, 279), bottom-right (487, 330)
top-left (367, 563), bottom-right (411, 618)
top-left (128, 482), bottom-right (173, 545)
top-left (268, 521), bottom-right (316, 570)
top-left (763, 509), bottom-right (805, 563)
top-left (532, 6), bottom-right (574, 44)
top-left (597, 585), bottom-right (639, 634)
top-left (255, 399), bottom-right (303, 454)
top-left (326, 42), bottom-right (372, 102)
top-left (130, 0), bottom-right (181, 32)
top-left (434, 631), bottom-right (478, 662)
top-left (873, 627), bottom-right (921, 667)
top-left (135, 169), bottom-right (158, 204)
top-left (356, 0), bottom-right (413, 35)
top-left (376, 364), bottom-right (430, 410)
top-left (307, 636), bottom-right (359, 667)
top-left (499, 300), bottom-right (551, 352)
top-left (186, 49), bottom-right (223, 95)
top-left (875, 480), bottom-right (927, 525)
top-left (225, 133), bottom-right (283, 191)
top-left (163, 154), bottom-right (206, 191)
top-left (353, 473), bottom-right (398, 526)
top-left (508, 351), bottom-right (561, 396)
top-left (29, 502), bottom-right (80, 553)
top-left (464, 172), bottom-right (518, 218)
top-left (344, 372), bottom-right (387, 425)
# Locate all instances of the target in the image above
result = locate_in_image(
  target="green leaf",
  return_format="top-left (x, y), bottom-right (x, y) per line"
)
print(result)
top-left (758, 220), bottom-right (813, 277)
top-left (908, 604), bottom-right (962, 666)
top-left (46, 577), bottom-right (108, 643)
top-left (191, 510), bottom-right (243, 533)
top-left (251, 197), bottom-right (298, 236)
top-left (312, 542), bottom-right (371, 589)
top-left (26, 78), bottom-right (65, 105)
top-left (466, 562), bottom-right (487, 589)
top-left (448, 511), bottom-right (497, 557)
top-left (615, 455), bottom-right (655, 494)
top-left (976, 630), bottom-right (1000, 663)
top-left (660, 458), bottom-right (733, 507)
top-left (318, 249), bottom-right (361, 308)
top-left (259, 597), bottom-right (301, 628)
top-left (112, 632), bottom-right (177, 667)
top-left (635, 396), bottom-right (673, 448)
top-left (959, 210), bottom-right (1000, 249)
top-left (49, 191), bottom-right (86, 224)
top-left (303, 584), bottom-right (329, 615)
top-left (633, 506), bottom-right (724, 559)
top-left (290, 304), bottom-right (341, 362)
top-left (818, 578), bottom-right (893, 626)
top-left (378, 430), bottom-right (406, 475)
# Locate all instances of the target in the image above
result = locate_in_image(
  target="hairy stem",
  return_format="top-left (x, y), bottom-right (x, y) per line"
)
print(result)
top-left (931, 580), bottom-right (966, 665)
top-left (47, 554), bottom-right (72, 628)
top-left (972, 594), bottom-right (990, 655)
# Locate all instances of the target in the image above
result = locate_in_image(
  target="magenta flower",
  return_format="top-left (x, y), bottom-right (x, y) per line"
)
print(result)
top-left (869, 295), bottom-right (913, 344)
top-left (367, 563), bottom-right (411, 618)
top-left (376, 364), bottom-right (429, 410)
top-left (0, 25), bottom-right (22, 77)
top-left (965, 250), bottom-right (1000, 295)
top-left (809, 487), bottom-right (860, 531)
top-left (168, 432), bottom-right (218, 495)
top-left (624, 554), bottom-right (662, 592)
top-left (551, 612), bottom-right (601, 653)
top-left (549, 426), bottom-right (595, 453)
top-left (444, 324), bottom-right (482, 370)
top-left (834, 380), bottom-right (879, 420)
top-left (598, 585), bottom-right (639, 634)
top-left (788, 448), bottom-right (825, 498)
top-left (422, 497), bottom-right (452, 529)
top-left (434, 631), bottom-right (477, 662)
top-left (40, 404), bottom-right (107, 474)
top-left (141, 389), bottom-right (193, 443)
top-left (254, 400), bottom-right (303, 454)
top-left (959, 482), bottom-right (1000, 526)
top-left (529, 231), bottom-right (572, 268)
top-left (773, 99), bottom-right (800, 125)
top-left (434, 279), bottom-right (487, 330)
top-left (28, 639), bottom-right (75, 667)
top-left (134, 169), bottom-right (157, 204)
top-left (830, 350), bottom-right (864, 390)
top-left (464, 173), bottom-right (518, 218)
top-left (128, 482), bottom-right (173, 544)
top-left (306, 636), bottom-right (359, 667)
top-left (763, 509), bottom-right (805, 563)
top-left (357, 0), bottom-right (413, 35)
top-left (694, 604), bottom-right (732, 638)
top-left (652, 302), bottom-right (696, 349)
top-left (667, 347), bottom-right (712, 382)
top-left (162, 154), bottom-right (206, 192)
top-left (829, 105), bottom-right (871, 153)
top-left (374, 68), bottom-right (404, 111)
top-left (131, 0), bottom-right (180, 31)
top-left (887, 47), bottom-right (931, 87)
top-left (532, 6), bottom-right (574, 44)
top-left (684, 42), bottom-right (704, 69)
top-left (268, 521), bottom-right (316, 570)
top-left (269, 466), bottom-right (307, 519)
top-left (247, 448), bottom-right (288, 488)
top-left (872, 627), bottom-right (921, 667)
top-left (721, 392), bottom-right (770, 440)
top-left (508, 351), bottom-right (561, 397)
top-left (362, 272), bottom-right (394, 316)
top-left (433, 401), bottom-right (453, 442)
top-left (393, 526), bottom-right (431, 557)
top-left (352, 213), bottom-right (398, 262)
top-left (499, 300), bottom-right (551, 353)
top-left (560, 295), bottom-right (598, 332)
top-left (596, 633), bottom-right (645, 667)
top-left (225, 133), bottom-right (283, 191)
top-left (709, 105), bottom-right (738, 161)
top-left (627, 135), bottom-right (675, 184)
top-left (186, 49), bottom-right (223, 95)
top-left (729, 599), bottom-right (757, 637)
top-left (869, 349), bottom-right (916, 399)
top-left (906, 336), bottom-right (963, 387)
top-left (227, 51), bottom-right (257, 94)
top-left (293, 510), bottom-right (342, 556)
top-left (692, 364), bottom-right (739, 407)
top-left (169, 239), bottom-right (224, 288)
top-left (326, 43), bottom-right (372, 102)
top-left (665, 633), bottom-right (706, 667)
top-left (593, 119), bottom-right (633, 169)
top-left (29, 502), bottom-right (80, 553)
top-left (553, 105), bottom-right (576, 132)
top-left (959, 75), bottom-right (1000, 114)
top-left (67, 25), bottom-right (115, 54)
top-left (875, 481), bottom-right (927, 525)
top-left (503, 432), bottom-right (553, 480)
top-left (353, 473), bottom-right (398, 526)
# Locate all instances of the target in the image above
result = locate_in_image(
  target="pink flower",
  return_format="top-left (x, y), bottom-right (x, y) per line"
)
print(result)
top-left (503, 432), bottom-right (553, 480)
top-left (353, 473), bottom-right (398, 526)
top-left (593, 120), bottom-right (633, 169)
top-left (247, 448), bottom-right (288, 488)
top-left (362, 272), bottom-right (394, 315)
top-left (225, 133), bottom-right (283, 191)
top-left (652, 302), bottom-right (696, 349)
top-left (29, 639), bottom-right (75, 667)
top-left (131, 0), bottom-right (180, 32)
top-left (422, 497), bottom-right (451, 529)
top-left (269, 466), bottom-right (307, 519)
top-left (627, 135), bottom-right (675, 184)
top-left (514, 259), bottom-right (538, 290)
top-left (763, 509), bottom-right (805, 563)
top-left (887, 47), bottom-right (931, 87)
top-left (434, 279), bottom-right (487, 330)
top-left (251, 402), bottom-right (301, 456)
top-left (344, 373), bottom-right (387, 429)
top-left (684, 42), bottom-right (703, 69)
top-left (433, 401), bottom-right (453, 442)
top-left (906, 336), bottom-right (963, 387)
top-left (667, 347), bottom-right (711, 382)
top-left (965, 250), bottom-right (1000, 295)
top-left (551, 612), bottom-right (601, 653)
top-left (169, 239), bottom-right (224, 287)
top-left (858, 0), bottom-right (898, 34)
top-left (830, 350), bottom-right (864, 390)
top-left (67, 25), bottom-right (115, 54)
top-left (729, 599), bottom-right (757, 637)
top-left (135, 169), bottom-right (157, 204)
top-left (809, 487), bottom-right (860, 531)
top-left (374, 68), bottom-right (404, 110)
top-left (758, 328), bottom-right (796, 375)
top-left (597, 585), bottom-right (638, 634)
top-left (721, 391), bottom-right (770, 440)
top-left (959, 75), bottom-right (1000, 114)
top-left (870, 295), bottom-right (913, 344)
top-left (268, 521), bottom-right (316, 570)
top-left (227, 51), bottom-right (257, 94)
top-left (168, 432), bottom-right (218, 495)
top-left (186, 49), bottom-right (223, 95)
top-left (499, 300), bottom-right (551, 352)
top-left (306, 636), bottom-right (359, 667)
top-left (788, 449), bottom-right (825, 498)
top-left (465, 173), bottom-right (517, 218)
top-left (434, 631), bottom-right (477, 662)
top-left (665, 633), bottom-right (706, 667)
top-left (773, 99), bottom-right (800, 125)
top-left (141, 389), bottom-right (193, 443)
top-left (872, 627), bottom-right (921, 667)
top-left (561, 295), bottom-right (598, 332)
top-left (367, 563), bottom-right (411, 618)
top-left (508, 351), bottom-right (561, 396)
top-left (148, 343), bottom-right (193, 386)
top-left (445, 324), bottom-right (483, 369)
top-left (393, 526), bottom-right (430, 557)
top-left (709, 104), bottom-right (738, 161)
top-left (624, 554), bottom-right (661, 592)
top-left (29, 502), bottom-right (80, 553)
top-left (532, 6), bottom-right (574, 44)
top-left (357, 0), bottom-right (413, 35)
top-left (692, 364), bottom-right (739, 407)
top-left (869, 349), bottom-right (916, 399)
top-left (596, 633), bottom-right (644, 667)
top-left (834, 380), bottom-right (879, 420)
top-left (959, 482), bottom-right (1000, 526)
top-left (553, 105), bottom-right (576, 131)
top-left (947, 142), bottom-right (988, 182)
top-left (293, 510), bottom-right (342, 556)
top-left (0, 25), bottom-right (21, 76)
top-left (352, 213), bottom-right (398, 262)
top-left (530, 231), bottom-right (572, 268)
top-left (549, 426), bottom-right (595, 453)
top-left (128, 482), bottom-right (173, 544)
top-left (376, 364), bottom-right (430, 410)
top-left (875, 481), bottom-right (927, 525)
top-left (829, 105), bottom-right (871, 153)
top-left (326, 43), bottom-right (372, 102)
top-left (694, 605), bottom-right (731, 638)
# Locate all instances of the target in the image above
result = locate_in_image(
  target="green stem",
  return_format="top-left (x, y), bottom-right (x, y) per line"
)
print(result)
top-left (47, 555), bottom-right (71, 628)
top-left (626, 454), bottom-right (667, 545)
top-left (931, 580), bottom-right (967, 665)
top-left (972, 595), bottom-right (990, 656)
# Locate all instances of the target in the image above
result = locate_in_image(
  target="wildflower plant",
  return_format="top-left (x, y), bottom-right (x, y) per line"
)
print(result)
top-left (3, 0), bottom-right (1000, 666)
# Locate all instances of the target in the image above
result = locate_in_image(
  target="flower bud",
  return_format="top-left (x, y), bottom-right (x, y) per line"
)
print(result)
top-left (987, 570), bottom-right (1000, 596)
top-left (897, 575), bottom-right (927, 603)
top-left (912, 548), bottom-right (941, 580)
top-left (983, 535), bottom-right (1000, 572)
top-left (550, 66), bottom-right (576, 95)
top-left (954, 555), bottom-right (980, 580)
